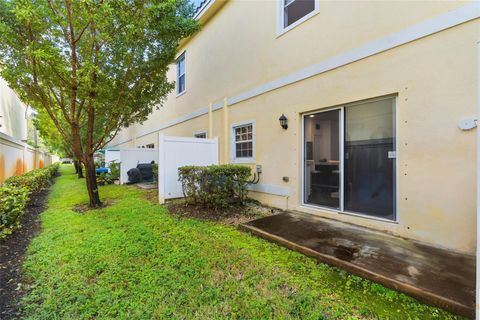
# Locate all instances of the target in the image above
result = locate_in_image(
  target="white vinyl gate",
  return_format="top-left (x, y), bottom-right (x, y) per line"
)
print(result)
top-left (119, 148), bottom-right (158, 184)
top-left (104, 149), bottom-right (120, 166)
top-left (158, 134), bottom-right (219, 203)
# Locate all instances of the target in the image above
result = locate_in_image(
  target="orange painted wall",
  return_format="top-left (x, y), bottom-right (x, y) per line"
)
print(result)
top-left (0, 142), bottom-right (55, 183)
top-left (0, 155), bottom-right (5, 183)
top-left (15, 158), bottom-right (23, 176)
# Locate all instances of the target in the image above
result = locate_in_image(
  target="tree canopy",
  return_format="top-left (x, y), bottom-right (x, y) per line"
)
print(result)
top-left (0, 0), bottom-right (199, 206)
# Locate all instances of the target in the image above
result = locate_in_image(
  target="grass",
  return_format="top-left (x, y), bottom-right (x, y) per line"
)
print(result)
top-left (21, 165), bottom-right (461, 319)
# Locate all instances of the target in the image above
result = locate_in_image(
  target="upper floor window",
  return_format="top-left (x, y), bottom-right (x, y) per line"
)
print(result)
top-left (146, 143), bottom-right (155, 149)
top-left (176, 52), bottom-right (186, 95)
top-left (277, 0), bottom-right (319, 35)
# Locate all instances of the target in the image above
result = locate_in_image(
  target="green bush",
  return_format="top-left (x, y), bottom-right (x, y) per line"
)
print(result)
top-left (97, 172), bottom-right (114, 186)
top-left (178, 164), bottom-right (251, 208)
top-left (0, 185), bottom-right (28, 238)
top-left (108, 161), bottom-right (120, 180)
top-left (45, 162), bottom-right (60, 177)
top-left (152, 163), bottom-right (158, 183)
top-left (0, 163), bottom-right (59, 238)
top-left (5, 169), bottom-right (50, 197)
top-left (4, 163), bottom-right (60, 197)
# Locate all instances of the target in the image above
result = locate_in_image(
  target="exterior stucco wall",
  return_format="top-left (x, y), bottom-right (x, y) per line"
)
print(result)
top-left (0, 132), bottom-right (56, 183)
top-left (108, 2), bottom-right (479, 254)
top-left (0, 78), bottom-right (27, 141)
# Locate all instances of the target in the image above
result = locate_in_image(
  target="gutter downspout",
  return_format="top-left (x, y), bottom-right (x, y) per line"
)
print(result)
top-left (223, 97), bottom-right (229, 164)
top-left (477, 38), bottom-right (480, 320)
top-left (208, 103), bottom-right (213, 139)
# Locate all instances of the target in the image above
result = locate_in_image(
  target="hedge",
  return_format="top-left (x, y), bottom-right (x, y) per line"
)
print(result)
top-left (178, 164), bottom-right (251, 208)
top-left (0, 163), bottom-right (60, 239)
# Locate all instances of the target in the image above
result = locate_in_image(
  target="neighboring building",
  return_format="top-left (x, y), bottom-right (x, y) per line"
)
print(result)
top-left (0, 77), bottom-right (57, 181)
top-left (0, 77), bottom-right (28, 141)
top-left (107, 1), bottom-right (480, 254)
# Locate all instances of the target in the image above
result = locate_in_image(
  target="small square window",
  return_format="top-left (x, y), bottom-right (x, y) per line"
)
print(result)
top-left (176, 53), bottom-right (186, 95)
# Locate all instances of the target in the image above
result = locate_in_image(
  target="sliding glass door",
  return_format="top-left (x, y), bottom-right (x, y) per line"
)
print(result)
top-left (304, 97), bottom-right (396, 220)
top-left (304, 109), bottom-right (340, 209)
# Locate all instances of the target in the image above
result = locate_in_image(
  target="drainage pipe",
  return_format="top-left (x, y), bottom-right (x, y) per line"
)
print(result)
top-left (476, 38), bottom-right (480, 320)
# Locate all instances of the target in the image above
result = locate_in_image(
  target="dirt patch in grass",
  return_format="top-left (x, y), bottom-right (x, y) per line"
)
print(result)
top-left (73, 200), bottom-right (114, 214)
top-left (165, 198), bottom-right (283, 226)
top-left (143, 189), bottom-right (158, 203)
top-left (0, 186), bottom-right (52, 320)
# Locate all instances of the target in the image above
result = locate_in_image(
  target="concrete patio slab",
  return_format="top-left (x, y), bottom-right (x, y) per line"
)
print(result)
top-left (241, 211), bottom-right (475, 318)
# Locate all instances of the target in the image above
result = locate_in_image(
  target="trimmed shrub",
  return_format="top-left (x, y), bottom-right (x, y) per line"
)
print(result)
top-left (0, 185), bottom-right (28, 238)
top-left (152, 163), bottom-right (158, 183)
top-left (178, 164), bottom-right (251, 208)
top-left (5, 168), bottom-right (51, 198)
top-left (108, 161), bottom-right (120, 181)
top-left (4, 162), bottom-right (59, 197)
top-left (0, 163), bottom-right (59, 238)
top-left (97, 172), bottom-right (114, 186)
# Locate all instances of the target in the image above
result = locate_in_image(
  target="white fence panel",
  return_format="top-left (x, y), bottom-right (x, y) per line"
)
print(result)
top-left (158, 134), bottom-right (218, 203)
top-left (105, 149), bottom-right (121, 166)
top-left (119, 149), bottom-right (158, 184)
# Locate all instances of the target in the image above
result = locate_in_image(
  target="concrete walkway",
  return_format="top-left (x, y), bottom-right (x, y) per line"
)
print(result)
top-left (241, 211), bottom-right (475, 318)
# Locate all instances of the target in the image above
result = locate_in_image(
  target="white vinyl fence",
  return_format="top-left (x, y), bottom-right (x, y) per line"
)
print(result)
top-left (119, 148), bottom-right (158, 184)
top-left (104, 149), bottom-right (120, 167)
top-left (158, 134), bottom-right (218, 204)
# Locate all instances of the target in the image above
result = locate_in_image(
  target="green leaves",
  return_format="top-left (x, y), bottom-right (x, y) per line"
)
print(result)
top-left (178, 164), bottom-right (252, 208)
top-left (0, 163), bottom-right (59, 238)
top-left (0, 0), bottom-right (199, 205)
top-left (0, 0), bottom-right (199, 144)
top-left (0, 184), bottom-right (28, 238)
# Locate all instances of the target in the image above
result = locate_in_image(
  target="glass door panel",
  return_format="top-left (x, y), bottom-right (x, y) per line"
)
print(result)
top-left (344, 98), bottom-right (396, 220)
top-left (304, 109), bottom-right (340, 209)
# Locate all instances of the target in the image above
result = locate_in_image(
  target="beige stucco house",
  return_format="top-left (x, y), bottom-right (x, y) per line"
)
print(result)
top-left (107, 0), bottom-right (480, 255)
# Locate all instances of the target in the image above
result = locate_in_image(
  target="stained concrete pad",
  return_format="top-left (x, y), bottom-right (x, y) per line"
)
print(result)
top-left (241, 211), bottom-right (475, 318)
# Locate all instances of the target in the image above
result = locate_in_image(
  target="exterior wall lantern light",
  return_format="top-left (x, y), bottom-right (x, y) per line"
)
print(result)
top-left (279, 114), bottom-right (288, 130)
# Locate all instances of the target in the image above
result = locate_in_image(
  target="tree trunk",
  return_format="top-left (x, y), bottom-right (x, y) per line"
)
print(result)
top-left (78, 162), bottom-right (84, 178)
top-left (84, 156), bottom-right (102, 208)
top-left (74, 160), bottom-right (84, 178)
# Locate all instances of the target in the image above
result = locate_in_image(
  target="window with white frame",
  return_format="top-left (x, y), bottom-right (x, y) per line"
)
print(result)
top-left (176, 52), bottom-right (186, 95)
top-left (232, 122), bottom-right (254, 162)
top-left (146, 143), bottom-right (155, 149)
top-left (194, 131), bottom-right (207, 139)
top-left (278, 0), bottom-right (319, 33)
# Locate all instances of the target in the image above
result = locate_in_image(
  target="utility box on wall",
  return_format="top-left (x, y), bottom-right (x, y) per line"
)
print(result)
top-left (158, 134), bottom-right (219, 204)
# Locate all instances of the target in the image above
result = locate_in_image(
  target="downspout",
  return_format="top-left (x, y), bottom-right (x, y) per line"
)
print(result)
top-left (223, 97), bottom-right (229, 164)
top-left (476, 38), bottom-right (480, 320)
top-left (208, 103), bottom-right (213, 139)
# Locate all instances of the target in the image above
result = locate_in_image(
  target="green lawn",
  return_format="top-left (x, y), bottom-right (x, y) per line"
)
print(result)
top-left (21, 165), bottom-right (460, 319)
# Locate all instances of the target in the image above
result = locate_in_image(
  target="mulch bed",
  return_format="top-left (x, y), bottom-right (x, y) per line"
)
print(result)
top-left (0, 184), bottom-right (53, 320)
top-left (165, 199), bottom-right (283, 226)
